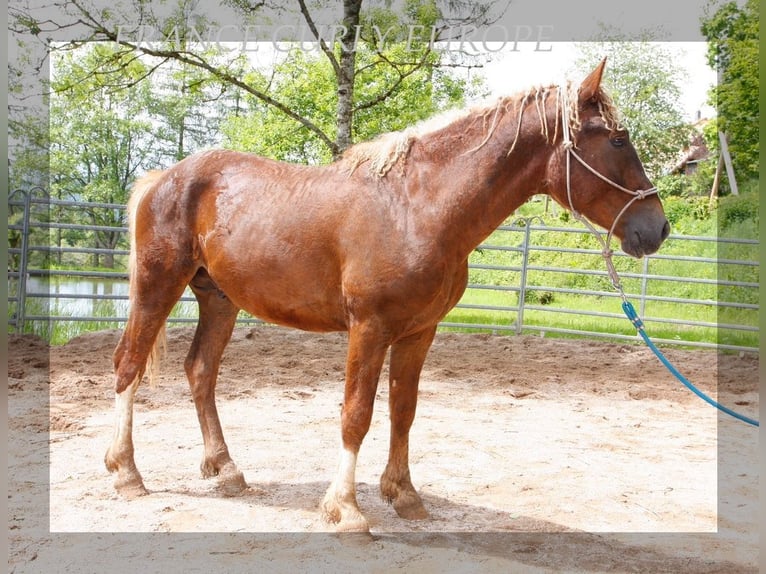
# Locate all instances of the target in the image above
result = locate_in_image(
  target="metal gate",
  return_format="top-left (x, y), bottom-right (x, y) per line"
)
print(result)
top-left (7, 189), bottom-right (759, 352)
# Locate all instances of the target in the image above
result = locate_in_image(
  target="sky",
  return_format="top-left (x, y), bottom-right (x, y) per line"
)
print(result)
top-left (477, 42), bottom-right (716, 122)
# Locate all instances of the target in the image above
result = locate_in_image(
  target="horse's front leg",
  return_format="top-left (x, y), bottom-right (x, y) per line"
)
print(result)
top-left (321, 323), bottom-right (389, 532)
top-left (380, 326), bottom-right (436, 520)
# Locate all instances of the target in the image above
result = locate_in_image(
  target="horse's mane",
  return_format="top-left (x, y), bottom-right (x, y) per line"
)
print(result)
top-left (340, 103), bottom-right (493, 177)
top-left (340, 82), bottom-right (623, 178)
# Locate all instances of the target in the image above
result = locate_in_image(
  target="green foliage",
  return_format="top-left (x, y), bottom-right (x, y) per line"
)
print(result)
top-left (718, 193), bottom-right (759, 230)
top-left (701, 0), bottom-right (759, 181)
top-left (655, 158), bottom-right (719, 199)
top-left (221, 43), bottom-right (477, 163)
top-left (655, 174), bottom-right (685, 198)
top-left (689, 158), bottom-right (719, 197)
top-left (48, 45), bottom-right (159, 265)
top-left (661, 196), bottom-right (714, 231)
top-left (352, 45), bottom-right (472, 141)
top-left (649, 187), bottom-right (758, 237)
top-left (50, 44), bottom-right (156, 206)
top-left (221, 51), bottom-right (339, 163)
top-left (36, 40), bottom-right (247, 264)
top-left (221, 2), bottom-right (482, 162)
top-left (148, 48), bottom-right (240, 161)
top-left (9, 113), bottom-right (49, 189)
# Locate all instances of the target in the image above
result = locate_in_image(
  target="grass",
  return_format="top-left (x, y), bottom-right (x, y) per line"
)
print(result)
top-left (441, 287), bottom-right (757, 350)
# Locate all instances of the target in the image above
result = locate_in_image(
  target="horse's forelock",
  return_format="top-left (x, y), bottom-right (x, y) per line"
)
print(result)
top-left (563, 82), bottom-right (624, 149)
top-left (593, 87), bottom-right (624, 132)
top-left (569, 83), bottom-right (624, 133)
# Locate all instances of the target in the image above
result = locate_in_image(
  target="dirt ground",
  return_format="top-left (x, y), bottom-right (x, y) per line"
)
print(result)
top-left (8, 326), bottom-right (760, 573)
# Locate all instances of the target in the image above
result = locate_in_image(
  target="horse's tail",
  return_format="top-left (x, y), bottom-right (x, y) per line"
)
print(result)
top-left (127, 170), bottom-right (167, 388)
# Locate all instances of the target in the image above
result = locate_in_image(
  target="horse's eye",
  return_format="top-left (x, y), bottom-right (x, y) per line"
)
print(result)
top-left (611, 136), bottom-right (626, 147)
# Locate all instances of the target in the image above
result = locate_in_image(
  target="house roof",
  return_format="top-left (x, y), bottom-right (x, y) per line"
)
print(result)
top-left (671, 121), bottom-right (712, 174)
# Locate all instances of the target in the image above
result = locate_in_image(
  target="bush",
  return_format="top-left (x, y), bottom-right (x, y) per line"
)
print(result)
top-left (718, 193), bottom-right (759, 230)
top-left (655, 160), bottom-right (717, 199)
top-left (656, 173), bottom-right (686, 197)
top-left (661, 196), bottom-right (713, 226)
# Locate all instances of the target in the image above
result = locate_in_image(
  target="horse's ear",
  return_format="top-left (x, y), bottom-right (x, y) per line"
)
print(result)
top-left (578, 57), bottom-right (607, 105)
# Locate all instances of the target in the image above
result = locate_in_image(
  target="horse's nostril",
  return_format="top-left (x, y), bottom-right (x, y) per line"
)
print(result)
top-left (661, 220), bottom-right (671, 241)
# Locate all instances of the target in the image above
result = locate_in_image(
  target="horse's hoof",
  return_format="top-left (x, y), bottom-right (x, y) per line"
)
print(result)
top-left (393, 497), bottom-right (429, 520)
top-left (381, 479), bottom-right (429, 520)
top-left (114, 476), bottom-right (148, 499)
top-left (217, 463), bottom-right (248, 496)
top-left (335, 516), bottom-right (371, 533)
top-left (320, 496), bottom-right (370, 532)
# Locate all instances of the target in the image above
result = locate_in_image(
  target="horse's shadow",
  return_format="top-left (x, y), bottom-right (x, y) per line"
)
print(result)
top-left (163, 478), bottom-right (567, 532)
top-left (160, 479), bottom-right (754, 574)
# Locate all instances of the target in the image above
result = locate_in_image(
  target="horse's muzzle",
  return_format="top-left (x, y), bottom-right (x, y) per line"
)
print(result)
top-left (621, 217), bottom-right (670, 258)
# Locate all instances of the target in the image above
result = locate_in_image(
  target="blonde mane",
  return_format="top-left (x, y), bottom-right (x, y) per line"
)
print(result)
top-left (341, 82), bottom-right (624, 178)
top-left (340, 104), bottom-right (486, 177)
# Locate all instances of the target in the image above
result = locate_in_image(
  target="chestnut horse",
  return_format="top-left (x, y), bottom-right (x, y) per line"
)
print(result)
top-left (105, 60), bottom-right (669, 531)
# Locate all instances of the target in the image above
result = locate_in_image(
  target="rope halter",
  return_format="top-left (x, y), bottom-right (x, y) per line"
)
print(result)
top-left (559, 86), bottom-right (658, 295)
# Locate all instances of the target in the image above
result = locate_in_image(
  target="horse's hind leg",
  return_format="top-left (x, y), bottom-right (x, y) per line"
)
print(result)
top-left (105, 274), bottom-right (189, 497)
top-left (380, 326), bottom-right (436, 520)
top-left (184, 270), bottom-right (246, 496)
top-left (104, 376), bottom-right (146, 497)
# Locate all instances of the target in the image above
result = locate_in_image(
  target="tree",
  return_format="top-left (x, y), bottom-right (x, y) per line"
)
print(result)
top-left (8, 113), bottom-right (49, 191)
top-left (574, 40), bottom-right (693, 180)
top-left (10, 0), bottom-right (503, 162)
top-left (146, 0), bottom-right (245, 161)
top-left (701, 0), bottom-right (759, 181)
top-left (222, 36), bottom-right (482, 163)
top-left (50, 44), bottom-right (159, 267)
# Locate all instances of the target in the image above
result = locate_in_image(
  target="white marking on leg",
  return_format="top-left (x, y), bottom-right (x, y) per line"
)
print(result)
top-left (322, 445), bottom-right (370, 529)
top-left (110, 377), bottom-right (140, 457)
top-left (333, 446), bottom-right (358, 499)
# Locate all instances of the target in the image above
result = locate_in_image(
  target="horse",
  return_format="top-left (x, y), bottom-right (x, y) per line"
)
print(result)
top-left (105, 59), bottom-right (670, 532)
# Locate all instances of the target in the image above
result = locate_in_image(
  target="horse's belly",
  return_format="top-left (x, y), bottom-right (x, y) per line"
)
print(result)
top-left (206, 260), bottom-right (347, 333)
top-left (240, 292), bottom-right (347, 332)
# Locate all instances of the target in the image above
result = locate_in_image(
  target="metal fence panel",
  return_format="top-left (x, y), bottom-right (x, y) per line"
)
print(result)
top-left (6, 192), bottom-right (759, 352)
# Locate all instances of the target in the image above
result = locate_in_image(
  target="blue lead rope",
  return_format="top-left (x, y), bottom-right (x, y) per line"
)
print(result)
top-left (621, 300), bottom-right (759, 427)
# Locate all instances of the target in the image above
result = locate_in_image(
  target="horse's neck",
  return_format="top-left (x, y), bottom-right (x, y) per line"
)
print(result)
top-left (410, 109), bottom-right (555, 258)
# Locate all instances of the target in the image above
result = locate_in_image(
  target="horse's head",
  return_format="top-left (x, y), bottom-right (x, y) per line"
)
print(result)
top-left (548, 59), bottom-right (670, 258)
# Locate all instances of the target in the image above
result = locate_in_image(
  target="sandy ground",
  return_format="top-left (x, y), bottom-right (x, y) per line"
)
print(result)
top-left (8, 326), bottom-right (760, 573)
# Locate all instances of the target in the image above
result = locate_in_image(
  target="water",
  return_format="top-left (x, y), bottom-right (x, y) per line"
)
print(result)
top-left (17, 275), bottom-right (200, 342)
top-left (26, 275), bottom-right (133, 318)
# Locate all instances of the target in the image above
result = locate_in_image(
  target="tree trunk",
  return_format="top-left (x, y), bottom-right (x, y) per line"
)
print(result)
top-left (334, 0), bottom-right (363, 159)
top-left (93, 230), bottom-right (118, 269)
top-left (102, 248), bottom-right (115, 269)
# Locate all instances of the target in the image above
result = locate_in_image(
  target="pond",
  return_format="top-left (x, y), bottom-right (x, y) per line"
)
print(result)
top-left (26, 275), bottom-right (132, 318)
top-left (16, 275), bottom-right (200, 343)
